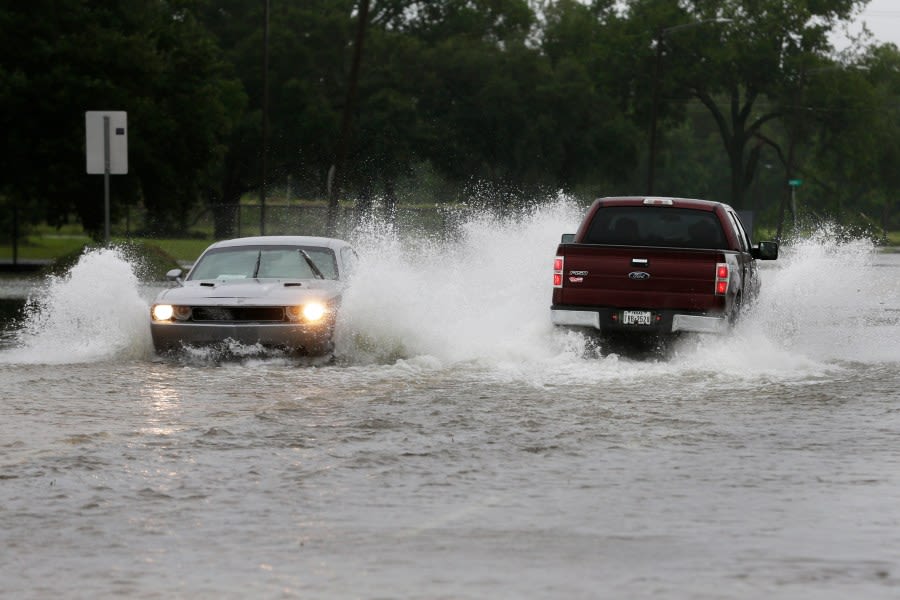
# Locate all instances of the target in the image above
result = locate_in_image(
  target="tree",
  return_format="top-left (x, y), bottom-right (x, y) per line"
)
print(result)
top-left (800, 44), bottom-right (900, 235)
top-left (379, 0), bottom-right (547, 205)
top-left (198, 0), bottom-right (360, 237)
top-left (621, 0), bottom-right (864, 208)
top-left (0, 1), bottom-right (242, 238)
top-left (539, 0), bottom-right (640, 190)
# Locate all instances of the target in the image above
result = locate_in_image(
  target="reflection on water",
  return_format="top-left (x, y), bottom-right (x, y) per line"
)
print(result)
top-left (139, 373), bottom-right (183, 437)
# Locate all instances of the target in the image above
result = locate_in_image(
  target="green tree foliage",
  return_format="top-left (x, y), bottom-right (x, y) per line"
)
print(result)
top-left (3, 0), bottom-right (899, 238)
top-left (197, 0), bottom-right (355, 235)
top-left (539, 1), bottom-right (640, 190)
top-left (799, 44), bottom-right (900, 233)
top-left (0, 1), bottom-right (242, 238)
top-left (628, 0), bottom-right (866, 208)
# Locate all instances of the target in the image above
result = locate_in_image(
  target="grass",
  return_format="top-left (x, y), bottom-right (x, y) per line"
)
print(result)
top-left (0, 235), bottom-right (213, 263)
top-left (3, 216), bottom-right (899, 264)
top-left (0, 234), bottom-right (93, 260)
top-left (126, 238), bottom-right (213, 263)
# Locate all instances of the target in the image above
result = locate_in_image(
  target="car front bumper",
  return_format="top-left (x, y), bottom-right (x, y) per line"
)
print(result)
top-left (551, 307), bottom-right (727, 335)
top-left (150, 321), bottom-right (334, 354)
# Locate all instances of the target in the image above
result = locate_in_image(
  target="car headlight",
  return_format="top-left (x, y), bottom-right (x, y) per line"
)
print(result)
top-left (286, 302), bottom-right (328, 323)
top-left (151, 304), bottom-right (191, 321)
top-left (151, 304), bottom-right (174, 321)
top-left (302, 302), bottom-right (327, 322)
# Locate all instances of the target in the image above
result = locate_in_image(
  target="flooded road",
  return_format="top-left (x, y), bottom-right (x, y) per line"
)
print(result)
top-left (2, 206), bottom-right (899, 599)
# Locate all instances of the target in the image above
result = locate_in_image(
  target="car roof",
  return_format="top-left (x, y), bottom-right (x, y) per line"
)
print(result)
top-left (205, 236), bottom-right (352, 251)
top-left (593, 196), bottom-right (731, 211)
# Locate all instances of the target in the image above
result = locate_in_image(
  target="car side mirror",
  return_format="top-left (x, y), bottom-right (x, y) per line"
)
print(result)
top-left (752, 241), bottom-right (779, 260)
top-left (560, 233), bottom-right (575, 244)
top-left (166, 268), bottom-right (184, 284)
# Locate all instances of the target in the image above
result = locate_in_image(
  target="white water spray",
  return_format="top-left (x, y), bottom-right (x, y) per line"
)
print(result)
top-left (1, 205), bottom-right (896, 375)
top-left (336, 203), bottom-right (900, 380)
top-left (746, 226), bottom-right (900, 364)
top-left (337, 198), bottom-right (581, 366)
top-left (2, 248), bottom-right (153, 364)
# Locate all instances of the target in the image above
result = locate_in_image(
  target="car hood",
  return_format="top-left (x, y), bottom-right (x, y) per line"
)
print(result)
top-left (154, 278), bottom-right (343, 305)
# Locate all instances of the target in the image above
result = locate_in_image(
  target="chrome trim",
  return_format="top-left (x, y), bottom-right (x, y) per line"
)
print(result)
top-left (551, 310), bottom-right (601, 329)
top-left (671, 314), bottom-right (726, 334)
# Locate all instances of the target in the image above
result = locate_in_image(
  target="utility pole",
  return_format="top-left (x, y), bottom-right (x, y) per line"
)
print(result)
top-left (260, 0), bottom-right (270, 235)
top-left (646, 28), bottom-right (664, 195)
top-left (326, 0), bottom-right (370, 235)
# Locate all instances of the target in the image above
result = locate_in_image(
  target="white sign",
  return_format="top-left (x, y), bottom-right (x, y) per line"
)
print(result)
top-left (85, 111), bottom-right (128, 174)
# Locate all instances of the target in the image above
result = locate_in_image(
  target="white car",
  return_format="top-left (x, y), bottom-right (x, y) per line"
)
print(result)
top-left (150, 236), bottom-right (356, 355)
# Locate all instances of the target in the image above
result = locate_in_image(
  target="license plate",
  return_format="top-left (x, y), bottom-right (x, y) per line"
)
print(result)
top-left (622, 310), bottom-right (652, 326)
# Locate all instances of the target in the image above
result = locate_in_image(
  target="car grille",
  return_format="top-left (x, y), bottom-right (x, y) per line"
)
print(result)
top-left (191, 306), bottom-right (286, 322)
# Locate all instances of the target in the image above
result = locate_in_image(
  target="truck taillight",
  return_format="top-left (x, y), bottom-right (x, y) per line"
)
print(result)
top-left (553, 256), bottom-right (564, 288)
top-left (715, 262), bottom-right (729, 295)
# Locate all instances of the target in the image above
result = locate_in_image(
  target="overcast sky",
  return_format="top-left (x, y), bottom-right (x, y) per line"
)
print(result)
top-left (833, 0), bottom-right (900, 49)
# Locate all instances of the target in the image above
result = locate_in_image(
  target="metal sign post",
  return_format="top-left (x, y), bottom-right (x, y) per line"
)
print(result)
top-left (86, 111), bottom-right (128, 243)
top-left (788, 178), bottom-right (802, 228)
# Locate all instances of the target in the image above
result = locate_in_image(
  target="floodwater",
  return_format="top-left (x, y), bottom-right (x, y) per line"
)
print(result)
top-left (1, 203), bottom-right (899, 599)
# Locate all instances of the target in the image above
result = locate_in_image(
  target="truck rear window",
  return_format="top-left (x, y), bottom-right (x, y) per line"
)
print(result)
top-left (584, 206), bottom-right (726, 249)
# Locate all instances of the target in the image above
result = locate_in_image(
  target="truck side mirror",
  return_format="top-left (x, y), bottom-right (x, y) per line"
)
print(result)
top-left (752, 241), bottom-right (778, 260)
top-left (560, 233), bottom-right (575, 244)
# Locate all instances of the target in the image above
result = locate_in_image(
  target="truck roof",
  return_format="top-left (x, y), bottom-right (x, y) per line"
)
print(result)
top-left (591, 196), bottom-right (730, 211)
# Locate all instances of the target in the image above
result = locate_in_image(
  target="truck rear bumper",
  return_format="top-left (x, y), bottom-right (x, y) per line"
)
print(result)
top-left (670, 314), bottom-right (727, 334)
top-left (551, 309), bottom-right (601, 329)
top-left (551, 307), bottom-right (727, 334)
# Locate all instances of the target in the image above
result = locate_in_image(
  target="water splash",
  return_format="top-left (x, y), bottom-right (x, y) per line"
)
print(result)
top-left (336, 196), bottom-right (583, 366)
top-left (335, 205), bottom-right (900, 380)
top-left (1, 248), bottom-right (153, 364)
top-left (1, 207), bottom-right (896, 375)
top-left (744, 225), bottom-right (900, 364)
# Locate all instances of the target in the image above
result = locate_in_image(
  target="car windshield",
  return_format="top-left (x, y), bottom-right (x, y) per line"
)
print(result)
top-left (585, 207), bottom-right (726, 249)
top-left (187, 245), bottom-right (339, 280)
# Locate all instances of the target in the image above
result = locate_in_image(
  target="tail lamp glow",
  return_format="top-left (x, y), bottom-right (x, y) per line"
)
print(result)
top-left (553, 257), bottom-right (564, 288)
top-left (715, 263), bottom-right (729, 295)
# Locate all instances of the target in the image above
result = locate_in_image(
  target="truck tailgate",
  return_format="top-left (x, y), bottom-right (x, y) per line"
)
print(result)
top-left (556, 245), bottom-right (725, 310)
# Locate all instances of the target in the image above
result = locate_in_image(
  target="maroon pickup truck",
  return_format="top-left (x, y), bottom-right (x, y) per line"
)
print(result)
top-left (551, 196), bottom-right (778, 336)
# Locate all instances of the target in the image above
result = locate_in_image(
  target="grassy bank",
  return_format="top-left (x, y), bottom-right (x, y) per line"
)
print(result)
top-left (0, 199), bottom-right (449, 264)
top-left (3, 221), bottom-right (899, 264)
top-left (0, 223), bottom-right (214, 264)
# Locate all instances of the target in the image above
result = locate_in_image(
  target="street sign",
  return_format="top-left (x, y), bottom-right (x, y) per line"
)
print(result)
top-left (85, 111), bottom-right (128, 174)
top-left (86, 111), bottom-right (128, 243)
top-left (788, 178), bottom-right (803, 187)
